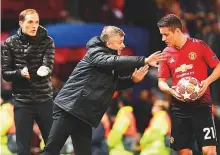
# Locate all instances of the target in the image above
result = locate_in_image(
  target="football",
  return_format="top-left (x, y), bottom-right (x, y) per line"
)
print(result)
top-left (174, 77), bottom-right (201, 102)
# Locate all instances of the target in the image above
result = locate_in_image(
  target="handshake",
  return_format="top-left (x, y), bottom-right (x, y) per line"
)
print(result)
top-left (21, 66), bottom-right (50, 79)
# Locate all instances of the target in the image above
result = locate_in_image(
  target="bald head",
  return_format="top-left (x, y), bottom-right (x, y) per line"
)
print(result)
top-left (100, 26), bottom-right (125, 43)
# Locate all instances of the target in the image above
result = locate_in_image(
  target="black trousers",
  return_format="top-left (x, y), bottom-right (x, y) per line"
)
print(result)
top-left (40, 104), bottom-right (92, 155)
top-left (14, 99), bottom-right (53, 155)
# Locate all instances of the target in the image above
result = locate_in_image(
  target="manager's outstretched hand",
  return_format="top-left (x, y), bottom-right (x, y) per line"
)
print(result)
top-left (145, 51), bottom-right (167, 67)
top-left (132, 65), bottom-right (149, 83)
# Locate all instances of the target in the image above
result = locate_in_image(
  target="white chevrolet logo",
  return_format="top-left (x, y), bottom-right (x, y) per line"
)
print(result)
top-left (175, 64), bottom-right (193, 73)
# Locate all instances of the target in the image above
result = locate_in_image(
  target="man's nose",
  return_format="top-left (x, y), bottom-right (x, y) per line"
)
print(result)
top-left (33, 24), bottom-right (38, 29)
top-left (162, 36), bottom-right (166, 41)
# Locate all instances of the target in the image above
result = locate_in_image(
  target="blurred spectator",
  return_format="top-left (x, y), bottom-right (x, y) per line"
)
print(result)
top-left (108, 89), bottom-right (133, 118)
top-left (0, 102), bottom-right (16, 155)
top-left (139, 100), bottom-right (171, 155)
top-left (107, 97), bottom-right (137, 155)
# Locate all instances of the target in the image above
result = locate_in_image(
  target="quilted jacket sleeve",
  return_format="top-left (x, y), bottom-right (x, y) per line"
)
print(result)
top-left (1, 40), bottom-right (23, 82)
top-left (89, 50), bottom-right (145, 69)
top-left (41, 37), bottom-right (55, 76)
top-left (114, 75), bottom-right (134, 91)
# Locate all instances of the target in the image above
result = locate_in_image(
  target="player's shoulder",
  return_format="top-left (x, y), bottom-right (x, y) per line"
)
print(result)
top-left (162, 46), bottom-right (177, 54)
top-left (188, 37), bottom-right (209, 48)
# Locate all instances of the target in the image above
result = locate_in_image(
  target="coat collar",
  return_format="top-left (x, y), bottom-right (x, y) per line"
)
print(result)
top-left (17, 25), bottom-right (48, 41)
top-left (86, 36), bottom-right (118, 55)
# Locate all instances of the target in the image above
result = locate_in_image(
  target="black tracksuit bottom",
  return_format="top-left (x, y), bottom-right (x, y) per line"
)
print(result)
top-left (14, 99), bottom-right (53, 155)
top-left (40, 104), bottom-right (92, 155)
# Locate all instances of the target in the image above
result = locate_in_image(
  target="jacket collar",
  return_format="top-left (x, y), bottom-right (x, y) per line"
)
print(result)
top-left (17, 25), bottom-right (48, 41)
top-left (104, 46), bottom-right (118, 55)
top-left (86, 36), bottom-right (118, 55)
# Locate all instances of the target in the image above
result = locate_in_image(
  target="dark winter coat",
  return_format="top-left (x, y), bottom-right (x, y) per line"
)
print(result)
top-left (54, 36), bottom-right (145, 127)
top-left (1, 26), bottom-right (55, 104)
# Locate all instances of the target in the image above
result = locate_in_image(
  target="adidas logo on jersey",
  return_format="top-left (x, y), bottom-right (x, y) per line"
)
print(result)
top-left (169, 58), bottom-right (175, 63)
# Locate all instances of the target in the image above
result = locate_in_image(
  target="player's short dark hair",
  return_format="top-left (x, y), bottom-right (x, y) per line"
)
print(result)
top-left (157, 14), bottom-right (183, 32)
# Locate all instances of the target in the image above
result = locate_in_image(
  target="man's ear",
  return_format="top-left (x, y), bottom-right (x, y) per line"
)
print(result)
top-left (176, 28), bottom-right (181, 34)
top-left (106, 41), bottom-right (110, 48)
top-left (19, 21), bottom-right (23, 28)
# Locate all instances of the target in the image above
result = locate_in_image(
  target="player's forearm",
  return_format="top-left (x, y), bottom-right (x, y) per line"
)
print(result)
top-left (158, 80), bottom-right (171, 94)
top-left (206, 63), bottom-right (220, 84)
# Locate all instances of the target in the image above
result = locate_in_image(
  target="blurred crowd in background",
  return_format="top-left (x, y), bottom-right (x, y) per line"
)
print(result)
top-left (1, 0), bottom-right (220, 155)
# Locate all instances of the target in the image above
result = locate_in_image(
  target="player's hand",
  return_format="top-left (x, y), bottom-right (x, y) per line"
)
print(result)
top-left (21, 67), bottom-right (30, 79)
top-left (37, 66), bottom-right (49, 77)
top-left (198, 79), bottom-right (210, 98)
top-left (132, 65), bottom-right (149, 83)
top-left (145, 51), bottom-right (167, 67)
top-left (170, 86), bottom-right (184, 102)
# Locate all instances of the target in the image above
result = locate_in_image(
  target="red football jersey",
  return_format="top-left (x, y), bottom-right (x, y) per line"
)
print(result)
top-left (158, 37), bottom-right (219, 103)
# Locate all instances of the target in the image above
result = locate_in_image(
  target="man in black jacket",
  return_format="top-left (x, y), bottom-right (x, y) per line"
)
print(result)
top-left (1, 9), bottom-right (55, 155)
top-left (40, 26), bottom-right (166, 155)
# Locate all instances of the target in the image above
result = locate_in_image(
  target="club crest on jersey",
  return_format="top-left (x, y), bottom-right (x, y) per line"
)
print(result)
top-left (188, 52), bottom-right (197, 60)
top-left (175, 64), bottom-right (193, 73)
